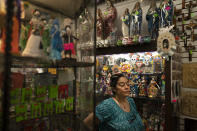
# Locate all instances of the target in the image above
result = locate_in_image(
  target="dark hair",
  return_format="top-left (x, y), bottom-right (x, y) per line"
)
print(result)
top-left (110, 73), bottom-right (125, 95)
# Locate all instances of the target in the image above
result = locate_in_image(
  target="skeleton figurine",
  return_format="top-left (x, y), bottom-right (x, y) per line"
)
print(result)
top-left (147, 77), bottom-right (160, 98)
top-left (131, 2), bottom-right (142, 36)
top-left (146, 1), bottom-right (160, 39)
top-left (160, 0), bottom-right (173, 27)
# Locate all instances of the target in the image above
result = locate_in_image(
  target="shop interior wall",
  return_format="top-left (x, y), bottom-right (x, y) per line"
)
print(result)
top-left (174, 0), bottom-right (197, 130)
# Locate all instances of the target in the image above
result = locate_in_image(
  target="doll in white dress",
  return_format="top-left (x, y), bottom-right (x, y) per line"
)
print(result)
top-left (22, 9), bottom-right (45, 57)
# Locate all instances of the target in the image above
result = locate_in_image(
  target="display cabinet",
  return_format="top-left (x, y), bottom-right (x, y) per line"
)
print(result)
top-left (0, 0), bottom-right (96, 131)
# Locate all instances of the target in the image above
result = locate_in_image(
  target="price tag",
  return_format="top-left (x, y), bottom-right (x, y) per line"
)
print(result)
top-left (48, 68), bottom-right (57, 75)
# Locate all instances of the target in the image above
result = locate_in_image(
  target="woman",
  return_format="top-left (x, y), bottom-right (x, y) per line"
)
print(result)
top-left (84, 73), bottom-right (144, 131)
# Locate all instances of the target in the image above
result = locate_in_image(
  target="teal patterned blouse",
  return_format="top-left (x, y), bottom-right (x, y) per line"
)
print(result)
top-left (96, 97), bottom-right (144, 131)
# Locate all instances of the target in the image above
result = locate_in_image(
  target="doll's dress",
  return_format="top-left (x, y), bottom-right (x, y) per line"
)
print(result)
top-left (96, 16), bottom-right (104, 39)
top-left (1, 16), bottom-right (19, 54)
top-left (22, 17), bottom-right (45, 57)
top-left (121, 14), bottom-right (130, 37)
top-left (50, 27), bottom-right (62, 60)
top-left (63, 34), bottom-right (75, 56)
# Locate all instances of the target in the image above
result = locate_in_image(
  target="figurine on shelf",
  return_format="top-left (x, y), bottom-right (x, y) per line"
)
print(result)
top-left (135, 58), bottom-right (145, 73)
top-left (62, 20), bottom-right (77, 59)
top-left (103, 0), bottom-right (117, 39)
top-left (143, 52), bottom-right (153, 74)
top-left (131, 2), bottom-right (143, 36)
top-left (22, 9), bottom-right (45, 57)
top-left (153, 55), bottom-right (163, 73)
top-left (146, 1), bottom-right (160, 39)
top-left (41, 15), bottom-right (51, 56)
top-left (50, 19), bottom-right (63, 60)
top-left (147, 77), bottom-right (160, 98)
top-left (138, 78), bottom-right (146, 97)
top-left (161, 74), bottom-right (165, 97)
top-left (1, 0), bottom-right (21, 54)
top-left (159, 0), bottom-right (173, 27)
top-left (79, 8), bottom-right (93, 43)
top-left (121, 8), bottom-right (131, 38)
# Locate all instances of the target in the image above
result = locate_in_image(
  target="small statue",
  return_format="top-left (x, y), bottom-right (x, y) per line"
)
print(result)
top-left (22, 9), bottom-right (45, 57)
top-left (160, 0), bottom-right (173, 27)
top-left (148, 77), bottom-right (160, 98)
top-left (121, 8), bottom-right (131, 38)
top-left (62, 20), bottom-right (77, 59)
top-left (50, 19), bottom-right (63, 60)
top-left (146, 1), bottom-right (160, 39)
top-left (138, 77), bottom-right (146, 97)
top-left (131, 2), bottom-right (142, 36)
top-left (161, 74), bottom-right (165, 97)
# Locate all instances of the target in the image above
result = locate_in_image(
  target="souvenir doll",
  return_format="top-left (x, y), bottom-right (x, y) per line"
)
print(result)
top-left (153, 55), bottom-right (163, 73)
top-left (121, 8), bottom-right (131, 38)
top-left (41, 15), bottom-right (51, 56)
top-left (147, 77), bottom-right (160, 98)
top-left (138, 78), bottom-right (146, 97)
top-left (103, 0), bottom-right (117, 39)
top-left (96, 8), bottom-right (104, 40)
top-left (20, 22), bottom-right (31, 51)
top-left (79, 8), bottom-right (93, 43)
top-left (62, 25), bottom-right (77, 59)
top-left (50, 19), bottom-right (63, 60)
top-left (135, 57), bottom-right (144, 73)
top-left (22, 9), bottom-right (45, 57)
top-left (143, 52), bottom-right (153, 73)
top-left (129, 53), bottom-right (139, 73)
top-left (146, 1), bottom-right (160, 39)
top-left (1, 0), bottom-right (21, 54)
top-left (131, 2), bottom-right (142, 36)
top-left (159, 0), bottom-right (173, 27)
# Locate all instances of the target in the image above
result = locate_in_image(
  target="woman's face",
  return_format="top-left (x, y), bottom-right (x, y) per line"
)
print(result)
top-left (114, 77), bottom-right (131, 97)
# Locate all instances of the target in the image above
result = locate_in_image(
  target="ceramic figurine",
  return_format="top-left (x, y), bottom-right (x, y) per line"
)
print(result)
top-left (62, 24), bottom-right (77, 59)
top-left (97, 8), bottom-right (104, 40)
top-left (138, 78), bottom-right (146, 97)
top-left (22, 9), bottom-right (45, 57)
top-left (148, 77), bottom-right (160, 98)
top-left (103, 0), bottom-right (117, 39)
top-left (160, 0), bottom-right (173, 27)
top-left (121, 8), bottom-right (131, 38)
top-left (143, 52), bottom-right (153, 73)
top-left (50, 19), bottom-right (63, 60)
top-left (131, 2), bottom-right (142, 36)
top-left (146, 1), bottom-right (160, 39)
top-left (20, 22), bottom-right (31, 52)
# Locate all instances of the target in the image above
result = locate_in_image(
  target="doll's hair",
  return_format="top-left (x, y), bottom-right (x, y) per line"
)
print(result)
top-left (110, 73), bottom-right (125, 95)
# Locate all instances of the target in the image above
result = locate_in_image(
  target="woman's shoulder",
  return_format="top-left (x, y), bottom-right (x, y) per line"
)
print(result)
top-left (100, 97), bottom-right (114, 105)
top-left (127, 97), bottom-right (135, 104)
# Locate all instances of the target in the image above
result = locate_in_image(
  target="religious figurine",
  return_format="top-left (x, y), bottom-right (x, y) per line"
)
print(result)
top-left (121, 8), bottom-right (131, 38)
top-left (131, 2), bottom-right (142, 36)
top-left (103, 0), bottom-right (117, 39)
top-left (143, 52), bottom-right (153, 73)
top-left (161, 74), bottom-right (165, 97)
top-left (22, 9), bottom-right (45, 57)
top-left (50, 19), bottom-right (63, 60)
top-left (147, 77), bottom-right (160, 98)
top-left (146, 1), bottom-right (160, 39)
top-left (159, 0), bottom-right (173, 27)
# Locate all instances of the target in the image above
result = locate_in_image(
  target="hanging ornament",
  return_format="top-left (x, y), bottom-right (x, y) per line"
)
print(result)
top-left (157, 25), bottom-right (176, 60)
